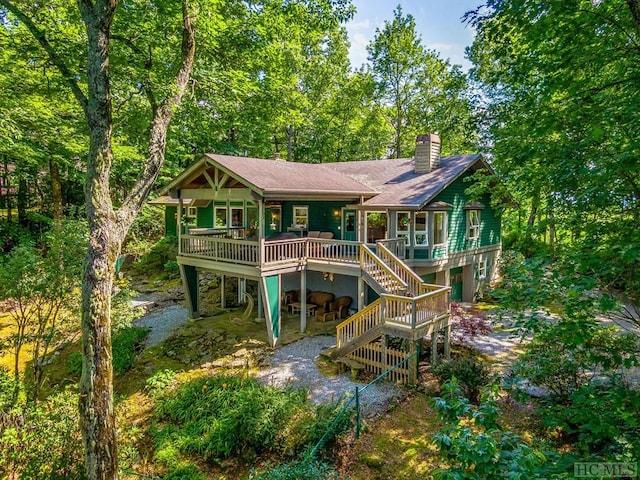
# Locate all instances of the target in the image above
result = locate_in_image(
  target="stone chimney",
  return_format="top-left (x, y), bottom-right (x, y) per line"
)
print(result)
top-left (415, 133), bottom-right (441, 174)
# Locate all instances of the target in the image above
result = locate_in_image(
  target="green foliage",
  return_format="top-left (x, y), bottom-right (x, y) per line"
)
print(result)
top-left (0, 390), bottom-right (85, 479)
top-left (432, 379), bottom-right (555, 479)
top-left (432, 356), bottom-right (492, 404)
top-left (541, 384), bottom-right (640, 460)
top-left (111, 281), bottom-right (144, 331)
top-left (112, 326), bottom-right (149, 376)
top-left (163, 464), bottom-right (206, 480)
top-left (133, 235), bottom-right (178, 272)
top-left (249, 456), bottom-right (341, 480)
top-left (152, 374), bottom-right (345, 463)
top-left (66, 351), bottom-right (83, 377)
top-left (0, 368), bottom-right (18, 411)
top-left (512, 321), bottom-right (639, 398)
top-left (145, 369), bottom-right (177, 397)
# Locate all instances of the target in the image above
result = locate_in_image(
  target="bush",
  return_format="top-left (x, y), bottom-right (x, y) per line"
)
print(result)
top-left (134, 235), bottom-right (177, 271)
top-left (163, 463), bottom-right (206, 480)
top-left (145, 369), bottom-right (177, 397)
top-left (0, 390), bottom-right (85, 479)
top-left (512, 321), bottom-right (639, 398)
top-left (432, 379), bottom-right (560, 479)
top-left (249, 457), bottom-right (341, 480)
top-left (112, 326), bottom-right (149, 375)
top-left (152, 374), bottom-right (346, 462)
top-left (432, 356), bottom-right (492, 404)
top-left (540, 383), bottom-right (640, 460)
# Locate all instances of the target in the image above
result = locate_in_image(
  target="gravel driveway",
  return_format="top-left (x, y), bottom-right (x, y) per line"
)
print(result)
top-left (255, 335), bottom-right (404, 416)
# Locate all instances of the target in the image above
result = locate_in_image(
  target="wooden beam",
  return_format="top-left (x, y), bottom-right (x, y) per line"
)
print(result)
top-left (203, 170), bottom-right (216, 189)
top-left (179, 188), bottom-right (254, 201)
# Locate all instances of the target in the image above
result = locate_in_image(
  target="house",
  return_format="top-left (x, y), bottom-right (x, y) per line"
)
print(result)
top-left (152, 134), bottom-right (501, 381)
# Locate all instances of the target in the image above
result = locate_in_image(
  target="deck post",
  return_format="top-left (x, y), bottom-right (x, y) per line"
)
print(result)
top-left (431, 331), bottom-right (438, 365)
top-left (179, 264), bottom-right (200, 319)
top-left (220, 274), bottom-right (225, 308)
top-left (357, 276), bottom-right (365, 311)
top-left (408, 341), bottom-right (418, 384)
top-left (443, 325), bottom-right (451, 360)
top-left (300, 270), bottom-right (307, 333)
top-left (238, 277), bottom-right (246, 303)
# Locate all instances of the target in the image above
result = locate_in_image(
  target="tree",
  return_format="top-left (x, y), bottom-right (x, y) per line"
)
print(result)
top-left (0, 220), bottom-right (86, 402)
top-left (467, 0), bottom-right (640, 297)
top-left (367, 5), bottom-right (479, 158)
top-left (0, 1), bottom-right (196, 479)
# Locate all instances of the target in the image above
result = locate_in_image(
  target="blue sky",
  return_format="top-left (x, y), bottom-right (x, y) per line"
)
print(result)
top-left (346, 0), bottom-right (482, 71)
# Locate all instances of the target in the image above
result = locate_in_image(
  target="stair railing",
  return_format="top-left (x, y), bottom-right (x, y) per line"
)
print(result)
top-left (360, 245), bottom-right (407, 294)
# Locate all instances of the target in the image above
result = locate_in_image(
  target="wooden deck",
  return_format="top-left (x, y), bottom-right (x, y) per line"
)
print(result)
top-left (179, 235), bottom-right (362, 269)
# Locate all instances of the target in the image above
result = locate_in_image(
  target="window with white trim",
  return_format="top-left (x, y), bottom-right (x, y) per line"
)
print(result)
top-left (467, 209), bottom-right (481, 241)
top-left (293, 206), bottom-right (308, 228)
top-left (433, 211), bottom-right (447, 245)
top-left (476, 259), bottom-right (488, 280)
top-left (397, 211), bottom-right (410, 242)
top-left (215, 207), bottom-right (227, 227)
top-left (414, 211), bottom-right (428, 246)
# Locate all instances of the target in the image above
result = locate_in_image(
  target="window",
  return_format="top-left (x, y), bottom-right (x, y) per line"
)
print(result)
top-left (215, 207), bottom-right (227, 227)
top-left (433, 211), bottom-right (447, 245)
top-left (397, 211), bottom-right (410, 241)
top-left (366, 211), bottom-right (387, 243)
top-left (414, 212), bottom-right (428, 246)
top-left (476, 259), bottom-right (488, 279)
top-left (231, 207), bottom-right (243, 228)
top-left (293, 206), bottom-right (308, 228)
top-left (182, 206), bottom-right (197, 219)
top-left (345, 212), bottom-right (355, 232)
top-left (467, 209), bottom-right (481, 241)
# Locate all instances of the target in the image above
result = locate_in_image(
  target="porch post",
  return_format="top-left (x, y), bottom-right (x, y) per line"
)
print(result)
top-left (443, 325), bottom-right (451, 360)
top-left (177, 196), bottom-right (184, 241)
top-left (258, 198), bottom-right (265, 240)
top-left (238, 277), bottom-right (247, 303)
top-left (357, 276), bottom-right (365, 310)
top-left (257, 286), bottom-right (264, 319)
top-left (300, 270), bottom-right (307, 333)
top-left (179, 264), bottom-right (200, 319)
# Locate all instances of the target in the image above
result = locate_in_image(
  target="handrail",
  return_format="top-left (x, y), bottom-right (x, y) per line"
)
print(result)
top-left (336, 299), bottom-right (383, 348)
top-left (360, 245), bottom-right (407, 294)
top-left (376, 242), bottom-right (427, 295)
top-left (179, 235), bottom-right (259, 265)
top-left (306, 238), bottom-right (360, 263)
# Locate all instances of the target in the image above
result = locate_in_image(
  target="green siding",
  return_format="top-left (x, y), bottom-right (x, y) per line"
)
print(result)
top-left (165, 206), bottom-right (177, 237)
top-left (196, 203), bottom-right (213, 228)
top-left (433, 173), bottom-right (501, 254)
top-left (421, 272), bottom-right (437, 283)
top-left (281, 201), bottom-right (348, 237)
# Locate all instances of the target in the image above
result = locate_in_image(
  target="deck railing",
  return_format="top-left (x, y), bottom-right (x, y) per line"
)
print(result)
top-left (360, 245), bottom-right (407, 294)
top-left (381, 286), bottom-right (450, 329)
top-left (336, 299), bottom-right (383, 348)
top-left (306, 238), bottom-right (360, 264)
top-left (180, 235), bottom-right (259, 265)
top-left (376, 237), bottom-right (406, 259)
top-left (261, 238), bottom-right (307, 265)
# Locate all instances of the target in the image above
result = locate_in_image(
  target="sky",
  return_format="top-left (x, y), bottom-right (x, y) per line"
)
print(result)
top-left (346, 0), bottom-right (482, 72)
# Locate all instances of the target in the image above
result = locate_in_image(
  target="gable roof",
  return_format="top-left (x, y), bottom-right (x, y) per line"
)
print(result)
top-left (159, 152), bottom-right (491, 209)
top-left (322, 154), bottom-right (486, 209)
top-left (160, 154), bottom-right (377, 199)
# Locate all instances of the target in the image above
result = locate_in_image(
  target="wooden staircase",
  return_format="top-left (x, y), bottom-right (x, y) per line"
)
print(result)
top-left (331, 243), bottom-right (451, 383)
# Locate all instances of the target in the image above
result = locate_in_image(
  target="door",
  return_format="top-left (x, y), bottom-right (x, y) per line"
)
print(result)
top-left (450, 267), bottom-right (463, 302)
top-left (343, 209), bottom-right (357, 241)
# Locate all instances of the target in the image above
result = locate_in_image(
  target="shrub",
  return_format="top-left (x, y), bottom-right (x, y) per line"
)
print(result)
top-left (432, 379), bottom-right (558, 479)
top-left (512, 321), bottom-right (639, 398)
top-left (450, 302), bottom-right (492, 345)
top-left (152, 374), bottom-right (345, 462)
top-left (249, 457), bottom-right (341, 480)
top-left (163, 463), bottom-right (206, 480)
top-left (112, 326), bottom-right (149, 375)
top-left (0, 390), bottom-right (85, 479)
top-left (145, 369), bottom-right (177, 397)
top-left (432, 356), bottom-right (492, 404)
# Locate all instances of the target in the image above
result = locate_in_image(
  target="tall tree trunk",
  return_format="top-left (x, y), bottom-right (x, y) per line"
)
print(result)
top-left (49, 157), bottom-right (64, 220)
top-left (2, 1), bottom-right (195, 476)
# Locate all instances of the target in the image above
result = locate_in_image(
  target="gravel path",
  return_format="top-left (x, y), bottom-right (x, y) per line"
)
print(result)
top-left (134, 304), bottom-right (189, 348)
top-left (255, 336), bottom-right (404, 416)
